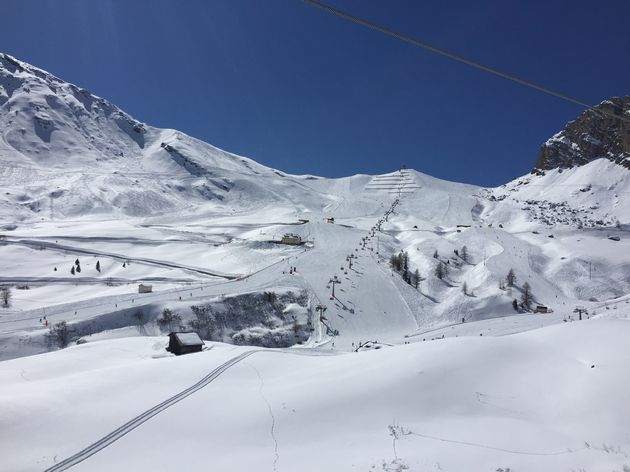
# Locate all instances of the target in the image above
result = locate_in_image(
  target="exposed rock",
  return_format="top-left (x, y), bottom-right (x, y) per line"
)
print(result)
top-left (534, 96), bottom-right (630, 172)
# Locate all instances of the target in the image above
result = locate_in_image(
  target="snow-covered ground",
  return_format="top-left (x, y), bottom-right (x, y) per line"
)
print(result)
top-left (2, 52), bottom-right (630, 471)
top-left (2, 316), bottom-right (630, 472)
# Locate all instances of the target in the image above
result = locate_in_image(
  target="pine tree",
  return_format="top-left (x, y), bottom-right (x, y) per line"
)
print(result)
top-left (70, 266), bottom-right (75, 275)
top-left (512, 298), bottom-right (518, 311)
top-left (521, 282), bottom-right (533, 310)
top-left (76, 264), bottom-right (81, 273)
top-left (96, 261), bottom-right (101, 272)
top-left (435, 261), bottom-right (445, 280)
top-left (460, 245), bottom-right (469, 263)
top-left (75, 258), bottom-right (80, 266)
top-left (506, 268), bottom-right (516, 286)
top-left (402, 251), bottom-right (410, 283)
top-left (413, 269), bottom-right (420, 289)
top-left (462, 281), bottom-right (468, 295)
top-left (433, 249), bottom-right (439, 259)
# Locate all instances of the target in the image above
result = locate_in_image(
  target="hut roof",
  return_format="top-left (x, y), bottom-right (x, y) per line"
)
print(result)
top-left (171, 332), bottom-right (204, 346)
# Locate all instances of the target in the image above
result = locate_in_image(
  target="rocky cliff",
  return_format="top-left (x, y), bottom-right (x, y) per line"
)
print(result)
top-left (534, 96), bottom-right (630, 172)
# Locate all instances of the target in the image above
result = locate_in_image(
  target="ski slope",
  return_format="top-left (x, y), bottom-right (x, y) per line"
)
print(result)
top-left (2, 52), bottom-right (630, 471)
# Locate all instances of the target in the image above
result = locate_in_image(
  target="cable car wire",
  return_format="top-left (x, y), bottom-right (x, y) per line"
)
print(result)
top-left (302, 0), bottom-right (630, 125)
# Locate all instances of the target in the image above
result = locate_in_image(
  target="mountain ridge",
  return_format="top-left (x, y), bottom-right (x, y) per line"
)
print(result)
top-left (534, 96), bottom-right (630, 173)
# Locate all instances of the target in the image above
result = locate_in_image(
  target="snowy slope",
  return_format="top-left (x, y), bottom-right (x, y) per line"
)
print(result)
top-left (1, 317), bottom-right (630, 472)
top-left (0, 49), bottom-right (630, 358)
top-left (1, 52), bottom-right (629, 359)
top-left (2, 51), bottom-right (630, 472)
top-left (0, 52), bottom-right (331, 221)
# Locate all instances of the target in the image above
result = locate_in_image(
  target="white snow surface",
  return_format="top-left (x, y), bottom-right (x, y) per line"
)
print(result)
top-left (2, 318), bottom-right (630, 472)
top-left (1, 52), bottom-right (630, 471)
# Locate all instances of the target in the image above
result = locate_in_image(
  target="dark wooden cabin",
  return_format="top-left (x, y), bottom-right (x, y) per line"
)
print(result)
top-left (167, 332), bottom-right (204, 356)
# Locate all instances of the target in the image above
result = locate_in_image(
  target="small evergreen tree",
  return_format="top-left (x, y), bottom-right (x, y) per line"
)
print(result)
top-left (76, 264), bottom-right (81, 273)
top-left (435, 261), bottom-right (445, 280)
top-left (462, 281), bottom-right (468, 295)
top-left (413, 269), bottom-right (420, 289)
top-left (96, 261), bottom-right (101, 272)
top-left (433, 249), bottom-right (439, 259)
top-left (506, 268), bottom-right (516, 287)
top-left (75, 258), bottom-right (80, 266)
top-left (390, 254), bottom-right (398, 270)
top-left (460, 245), bottom-right (469, 263)
top-left (402, 251), bottom-right (410, 283)
top-left (0, 287), bottom-right (11, 308)
top-left (521, 282), bottom-right (533, 310)
top-left (70, 266), bottom-right (75, 275)
top-left (512, 298), bottom-right (518, 311)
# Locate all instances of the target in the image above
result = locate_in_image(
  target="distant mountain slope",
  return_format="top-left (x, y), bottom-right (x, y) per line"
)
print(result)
top-left (534, 96), bottom-right (630, 172)
top-left (0, 52), bottom-right (329, 220)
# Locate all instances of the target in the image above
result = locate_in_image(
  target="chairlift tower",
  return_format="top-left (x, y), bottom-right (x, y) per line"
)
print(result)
top-left (328, 275), bottom-right (341, 300)
top-left (315, 304), bottom-right (327, 319)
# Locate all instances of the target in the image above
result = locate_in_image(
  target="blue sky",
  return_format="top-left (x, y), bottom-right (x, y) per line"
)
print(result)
top-left (2, 0), bottom-right (629, 185)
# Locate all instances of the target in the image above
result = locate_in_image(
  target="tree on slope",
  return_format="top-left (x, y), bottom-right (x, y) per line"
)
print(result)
top-left (96, 260), bottom-right (101, 272)
top-left (0, 287), bottom-right (11, 308)
top-left (435, 261), bottom-right (448, 280)
top-left (462, 281), bottom-right (468, 295)
top-left (48, 321), bottom-right (70, 348)
top-left (413, 269), bottom-right (420, 289)
top-left (506, 268), bottom-right (516, 287)
top-left (158, 308), bottom-right (182, 333)
top-left (390, 253), bottom-right (402, 272)
top-left (521, 282), bottom-right (533, 310)
top-left (402, 251), bottom-right (410, 283)
top-left (70, 266), bottom-right (75, 275)
top-left (460, 245), bottom-right (469, 263)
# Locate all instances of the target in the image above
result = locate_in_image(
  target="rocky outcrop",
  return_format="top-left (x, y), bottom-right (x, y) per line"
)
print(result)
top-left (534, 96), bottom-right (630, 173)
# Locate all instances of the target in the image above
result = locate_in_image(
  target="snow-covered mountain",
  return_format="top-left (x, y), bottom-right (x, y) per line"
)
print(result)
top-left (0, 52), bottom-right (330, 221)
top-left (2, 53), bottom-right (630, 472)
top-left (1, 51), bottom-right (629, 345)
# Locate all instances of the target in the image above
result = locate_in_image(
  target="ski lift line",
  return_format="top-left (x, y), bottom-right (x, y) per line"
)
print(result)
top-left (301, 0), bottom-right (630, 126)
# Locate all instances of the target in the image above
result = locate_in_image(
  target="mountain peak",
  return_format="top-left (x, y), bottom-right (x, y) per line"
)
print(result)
top-left (534, 96), bottom-right (630, 173)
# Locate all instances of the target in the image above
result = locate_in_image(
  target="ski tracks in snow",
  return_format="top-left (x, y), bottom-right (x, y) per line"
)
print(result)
top-left (43, 349), bottom-right (261, 472)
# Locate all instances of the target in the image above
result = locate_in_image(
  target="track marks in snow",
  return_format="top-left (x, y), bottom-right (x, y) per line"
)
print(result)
top-left (250, 364), bottom-right (280, 472)
top-left (43, 349), bottom-right (260, 472)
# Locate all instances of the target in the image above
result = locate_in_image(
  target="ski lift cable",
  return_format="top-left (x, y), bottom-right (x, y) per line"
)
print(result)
top-left (302, 0), bottom-right (630, 125)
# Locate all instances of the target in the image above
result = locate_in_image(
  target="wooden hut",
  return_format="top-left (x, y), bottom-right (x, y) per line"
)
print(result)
top-left (167, 332), bottom-right (204, 356)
